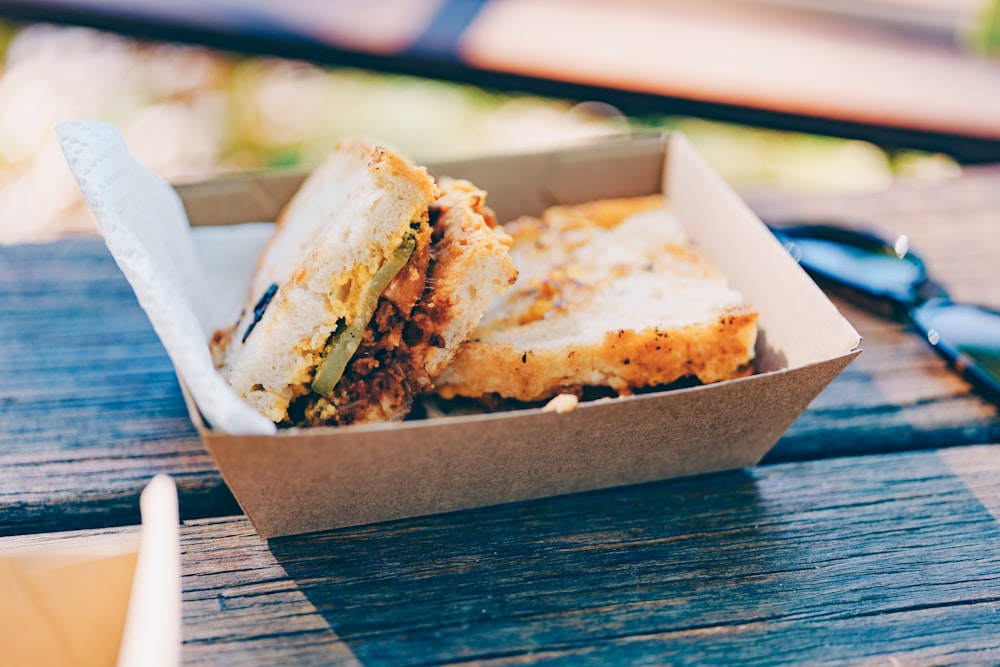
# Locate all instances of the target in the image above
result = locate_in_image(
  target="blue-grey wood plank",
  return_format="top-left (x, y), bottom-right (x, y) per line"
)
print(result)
top-left (0, 238), bottom-right (238, 535)
top-left (3, 445), bottom-right (998, 666)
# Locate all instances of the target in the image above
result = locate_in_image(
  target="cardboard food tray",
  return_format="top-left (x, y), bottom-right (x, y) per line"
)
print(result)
top-left (175, 133), bottom-right (861, 539)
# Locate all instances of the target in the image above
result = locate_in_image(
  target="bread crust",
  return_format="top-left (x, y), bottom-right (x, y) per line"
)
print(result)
top-left (421, 178), bottom-right (517, 376)
top-left (433, 195), bottom-right (759, 402)
top-left (435, 310), bottom-right (758, 402)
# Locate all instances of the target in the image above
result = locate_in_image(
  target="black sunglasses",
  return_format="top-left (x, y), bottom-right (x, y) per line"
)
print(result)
top-left (768, 222), bottom-right (1000, 406)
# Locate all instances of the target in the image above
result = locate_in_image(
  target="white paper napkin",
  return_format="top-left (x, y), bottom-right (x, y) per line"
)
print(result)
top-left (57, 119), bottom-right (276, 435)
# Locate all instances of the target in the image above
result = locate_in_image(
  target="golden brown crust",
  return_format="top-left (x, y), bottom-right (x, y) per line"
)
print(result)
top-left (420, 178), bottom-right (518, 376)
top-left (436, 308), bottom-right (758, 402)
top-left (433, 195), bottom-right (759, 402)
top-left (522, 194), bottom-right (665, 231)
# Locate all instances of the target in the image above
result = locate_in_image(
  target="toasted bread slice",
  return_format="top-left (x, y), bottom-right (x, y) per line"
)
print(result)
top-left (288, 177), bottom-right (517, 426)
top-left (421, 178), bottom-right (519, 376)
top-left (212, 141), bottom-right (516, 426)
top-left (433, 195), bottom-right (758, 402)
top-left (212, 138), bottom-right (439, 423)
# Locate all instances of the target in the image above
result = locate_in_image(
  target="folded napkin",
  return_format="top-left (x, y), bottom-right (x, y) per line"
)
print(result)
top-left (57, 119), bottom-right (276, 435)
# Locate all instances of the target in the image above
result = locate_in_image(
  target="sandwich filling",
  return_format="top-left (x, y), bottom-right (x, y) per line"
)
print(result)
top-left (286, 211), bottom-right (446, 427)
top-left (310, 230), bottom-right (418, 398)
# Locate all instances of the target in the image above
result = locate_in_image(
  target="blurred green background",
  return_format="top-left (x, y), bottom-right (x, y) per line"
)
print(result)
top-left (0, 19), bottom-right (961, 243)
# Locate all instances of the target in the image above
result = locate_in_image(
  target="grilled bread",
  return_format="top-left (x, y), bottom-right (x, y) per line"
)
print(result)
top-left (433, 195), bottom-right (758, 402)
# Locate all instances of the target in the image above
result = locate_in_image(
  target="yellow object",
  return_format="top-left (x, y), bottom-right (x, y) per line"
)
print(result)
top-left (0, 475), bottom-right (180, 667)
top-left (0, 542), bottom-right (138, 667)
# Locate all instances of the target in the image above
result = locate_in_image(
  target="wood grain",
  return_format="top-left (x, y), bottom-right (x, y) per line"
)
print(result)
top-left (2, 445), bottom-right (998, 666)
top-left (0, 239), bottom-right (238, 536)
top-left (767, 298), bottom-right (1000, 462)
top-left (260, 446), bottom-right (1000, 666)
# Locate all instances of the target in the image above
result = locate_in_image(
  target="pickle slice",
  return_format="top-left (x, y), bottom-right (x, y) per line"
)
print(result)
top-left (311, 233), bottom-right (417, 397)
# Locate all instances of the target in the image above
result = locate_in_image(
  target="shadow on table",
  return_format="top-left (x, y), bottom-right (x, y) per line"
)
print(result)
top-left (266, 469), bottom-right (780, 664)
top-left (267, 453), bottom-right (1000, 665)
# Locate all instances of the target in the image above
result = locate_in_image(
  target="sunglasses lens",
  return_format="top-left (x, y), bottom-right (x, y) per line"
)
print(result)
top-left (772, 225), bottom-right (926, 305)
top-left (911, 299), bottom-right (1000, 401)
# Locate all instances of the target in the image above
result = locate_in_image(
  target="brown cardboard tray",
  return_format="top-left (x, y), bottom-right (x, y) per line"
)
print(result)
top-left (175, 133), bottom-right (861, 539)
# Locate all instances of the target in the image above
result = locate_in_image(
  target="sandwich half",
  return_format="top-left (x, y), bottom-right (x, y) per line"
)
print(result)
top-left (211, 139), bottom-right (517, 426)
top-left (433, 195), bottom-right (759, 403)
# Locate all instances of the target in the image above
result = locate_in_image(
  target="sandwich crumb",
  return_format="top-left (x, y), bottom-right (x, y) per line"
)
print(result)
top-left (543, 393), bottom-right (579, 414)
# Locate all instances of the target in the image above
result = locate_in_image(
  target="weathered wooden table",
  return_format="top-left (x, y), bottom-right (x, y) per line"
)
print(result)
top-left (2, 166), bottom-right (999, 665)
